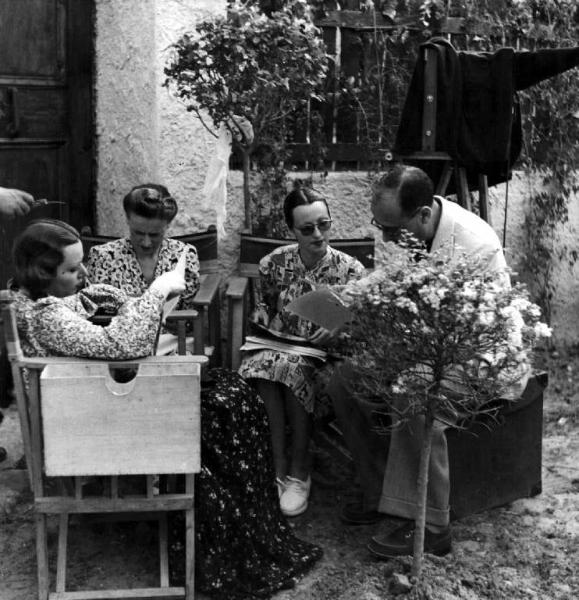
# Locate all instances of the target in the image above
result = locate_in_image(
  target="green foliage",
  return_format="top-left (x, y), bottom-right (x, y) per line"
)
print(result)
top-left (164, 0), bottom-right (328, 152)
top-left (164, 0), bottom-right (329, 232)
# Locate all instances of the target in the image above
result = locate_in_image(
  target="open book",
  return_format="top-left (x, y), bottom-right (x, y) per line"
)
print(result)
top-left (240, 322), bottom-right (328, 360)
top-left (240, 334), bottom-right (328, 361)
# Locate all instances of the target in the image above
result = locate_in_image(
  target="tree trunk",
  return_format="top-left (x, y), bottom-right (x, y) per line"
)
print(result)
top-left (242, 149), bottom-right (252, 232)
top-left (411, 409), bottom-right (436, 580)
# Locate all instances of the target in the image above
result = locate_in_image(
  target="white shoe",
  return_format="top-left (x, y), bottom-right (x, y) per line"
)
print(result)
top-left (280, 475), bottom-right (311, 517)
top-left (275, 477), bottom-right (287, 499)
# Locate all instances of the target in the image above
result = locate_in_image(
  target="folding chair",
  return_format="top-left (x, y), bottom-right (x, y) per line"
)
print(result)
top-left (1, 290), bottom-right (206, 600)
top-left (82, 226), bottom-right (222, 365)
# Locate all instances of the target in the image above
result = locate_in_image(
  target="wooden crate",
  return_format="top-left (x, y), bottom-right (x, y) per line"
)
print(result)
top-left (40, 361), bottom-right (201, 477)
top-left (448, 373), bottom-right (547, 520)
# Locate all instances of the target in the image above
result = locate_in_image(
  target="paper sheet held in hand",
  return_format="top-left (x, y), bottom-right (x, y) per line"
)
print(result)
top-left (161, 250), bottom-right (188, 323)
top-left (286, 288), bottom-right (351, 331)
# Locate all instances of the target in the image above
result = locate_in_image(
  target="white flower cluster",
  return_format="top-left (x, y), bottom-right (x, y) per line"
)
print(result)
top-left (340, 240), bottom-right (551, 406)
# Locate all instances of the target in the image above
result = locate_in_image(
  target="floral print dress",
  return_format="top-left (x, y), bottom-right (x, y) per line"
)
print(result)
top-left (86, 237), bottom-right (200, 310)
top-left (12, 286), bottom-right (322, 599)
top-left (238, 244), bottom-right (365, 414)
top-left (169, 369), bottom-right (323, 599)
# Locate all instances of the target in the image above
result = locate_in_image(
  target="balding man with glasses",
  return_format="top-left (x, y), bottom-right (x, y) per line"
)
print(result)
top-left (328, 163), bottom-right (508, 559)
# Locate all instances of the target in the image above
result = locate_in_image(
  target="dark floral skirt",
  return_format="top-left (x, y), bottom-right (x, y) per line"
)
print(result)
top-left (169, 368), bottom-right (323, 599)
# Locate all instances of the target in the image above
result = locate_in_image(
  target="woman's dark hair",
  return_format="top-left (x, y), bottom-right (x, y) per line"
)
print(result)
top-left (12, 219), bottom-right (81, 300)
top-left (283, 186), bottom-right (330, 229)
top-left (122, 183), bottom-right (178, 222)
top-left (375, 164), bottom-right (434, 215)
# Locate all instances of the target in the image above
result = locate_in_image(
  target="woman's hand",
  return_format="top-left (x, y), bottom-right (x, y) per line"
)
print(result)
top-left (307, 325), bottom-right (342, 346)
top-left (150, 270), bottom-right (186, 299)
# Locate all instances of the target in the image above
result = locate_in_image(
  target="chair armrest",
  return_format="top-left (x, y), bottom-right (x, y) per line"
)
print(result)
top-left (225, 276), bottom-right (249, 300)
top-left (192, 273), bottom-right (221, 307)
top-left (165, 309), bottom-right (202, 355)
top-left (226, 276), bottom-right (250, 371)
top-left (164, 309), bottom-right (200, 323)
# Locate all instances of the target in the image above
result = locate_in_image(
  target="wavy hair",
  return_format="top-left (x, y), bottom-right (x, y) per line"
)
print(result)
top-left (12, 219), bottom-right (80, 300)
top-left (122, 183), bottom-right (178, 222)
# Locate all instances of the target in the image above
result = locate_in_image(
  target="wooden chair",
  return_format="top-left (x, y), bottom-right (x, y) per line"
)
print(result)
top-left (225, 232), bottom-right (375, 370)
top-left (81, 226), bottom-right (222, 365)
top-left (1, 290), bottom-right (206, 600)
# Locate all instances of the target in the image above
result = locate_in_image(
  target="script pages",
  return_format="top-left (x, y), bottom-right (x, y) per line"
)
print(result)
top-left (240, 287), bottom-right (352, 362)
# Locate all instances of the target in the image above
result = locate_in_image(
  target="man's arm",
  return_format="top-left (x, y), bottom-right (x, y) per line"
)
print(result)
top-left (0, 187), bottom-right (34, 218)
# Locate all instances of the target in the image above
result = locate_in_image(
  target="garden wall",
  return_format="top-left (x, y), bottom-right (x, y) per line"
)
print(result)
top-left (94, 0), bottom-right (579, 346)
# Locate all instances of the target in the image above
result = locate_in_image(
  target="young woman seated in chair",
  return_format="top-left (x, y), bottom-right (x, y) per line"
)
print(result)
top-left (85, 183), bottom-right (200, 354)
top-left (238, 187), bottom-right (366, 517)
top-left (10, 219), bottom-right (322, 598)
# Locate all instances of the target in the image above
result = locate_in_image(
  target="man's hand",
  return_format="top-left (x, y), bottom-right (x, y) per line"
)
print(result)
top-left (0, 187), bottom-right (35, 218)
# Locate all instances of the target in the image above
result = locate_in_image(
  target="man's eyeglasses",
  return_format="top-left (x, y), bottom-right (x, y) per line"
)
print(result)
top-left (294, 219), bottom-right (333, 236)
top-left (371, 207), bottom-right (423, 233)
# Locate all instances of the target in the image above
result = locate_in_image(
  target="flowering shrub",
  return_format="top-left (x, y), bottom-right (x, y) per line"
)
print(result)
top-left (338, 235), bottom-right (551, 580)
top-left (340, 237), bottom-right (551, 425)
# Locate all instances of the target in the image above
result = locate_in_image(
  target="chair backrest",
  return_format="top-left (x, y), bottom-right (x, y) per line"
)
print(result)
top-left (81, 226), bottom-right (219, 275)
top-left (238, 232), bottom-right (375, 278)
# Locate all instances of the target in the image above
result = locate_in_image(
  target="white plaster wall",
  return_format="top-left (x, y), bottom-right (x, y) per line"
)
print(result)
top-left (488, 172), bottom-right (579, 346)
top-left (156, 0), bottom-right (226, 235)
top-left (95, 0), bottom-right (228, 236)
top-left (93, 2), bottom-right (578, 345)
top-left (95, 0), bottom-right (158, 235)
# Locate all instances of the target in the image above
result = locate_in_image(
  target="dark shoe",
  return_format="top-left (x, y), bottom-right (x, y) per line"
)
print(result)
top-left (340, 502), bottom-right (388, 525)
top-left (368, 520), bottom-right (451, 558)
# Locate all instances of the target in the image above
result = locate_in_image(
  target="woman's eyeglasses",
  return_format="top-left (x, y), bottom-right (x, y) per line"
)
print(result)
top-left (294, 219), bottom-right (333, 236)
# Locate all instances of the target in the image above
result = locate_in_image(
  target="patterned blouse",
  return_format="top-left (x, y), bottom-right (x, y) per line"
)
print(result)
top-left (86, 238), bottom-right (200, 311)
top-left (239, 244), bottom-right (365, 414)
top-left (11, 284), bottom-right (164, 359)
top-left (258, 244), bottom-right (366, 337)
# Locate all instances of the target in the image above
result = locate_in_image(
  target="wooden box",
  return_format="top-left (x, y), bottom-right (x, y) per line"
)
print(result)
top-left (40, 361), bottom-right (201, 477)
top-left (447, 373), bottom-right (547, 520)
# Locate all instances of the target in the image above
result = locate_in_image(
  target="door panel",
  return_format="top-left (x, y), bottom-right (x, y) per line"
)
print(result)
top-left (0, 0), bottom-right (65, 82)
top-left (0, 0), bottom-right (93, 286)
top-left (0, 87), bottom-right (67, 138)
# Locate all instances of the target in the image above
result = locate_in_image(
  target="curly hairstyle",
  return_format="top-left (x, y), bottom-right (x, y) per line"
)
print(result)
top-left (122, 183), bottom-right (178, 222)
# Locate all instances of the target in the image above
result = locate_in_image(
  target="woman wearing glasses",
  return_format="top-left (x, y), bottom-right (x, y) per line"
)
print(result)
top-left (86, 183), bottom-right (200, 349)
top-left (239, 186), bottom-right (365, 517)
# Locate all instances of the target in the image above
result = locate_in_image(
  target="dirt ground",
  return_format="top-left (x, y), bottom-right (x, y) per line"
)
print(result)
top-left (1, 346), bottom-right (578, 600)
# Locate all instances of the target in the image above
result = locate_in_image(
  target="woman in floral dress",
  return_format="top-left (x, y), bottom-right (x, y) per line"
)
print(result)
top-left (11, 219), bottom-right (322, 599)
top-left (86, 183), bottom-right (200, 352)
top-left (238, 188), bottom-right (366, 518)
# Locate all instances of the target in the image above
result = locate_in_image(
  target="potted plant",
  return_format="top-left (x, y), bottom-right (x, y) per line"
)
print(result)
top-left (339, 236), bottom-right (551, 581)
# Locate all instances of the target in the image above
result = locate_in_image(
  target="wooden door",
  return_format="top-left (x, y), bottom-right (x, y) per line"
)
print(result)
top-left (0, 0), bottom-right (94, 286)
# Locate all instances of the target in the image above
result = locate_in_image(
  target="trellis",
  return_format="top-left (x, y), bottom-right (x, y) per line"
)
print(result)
top-left (287, 2), bottom-right (568, 172)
